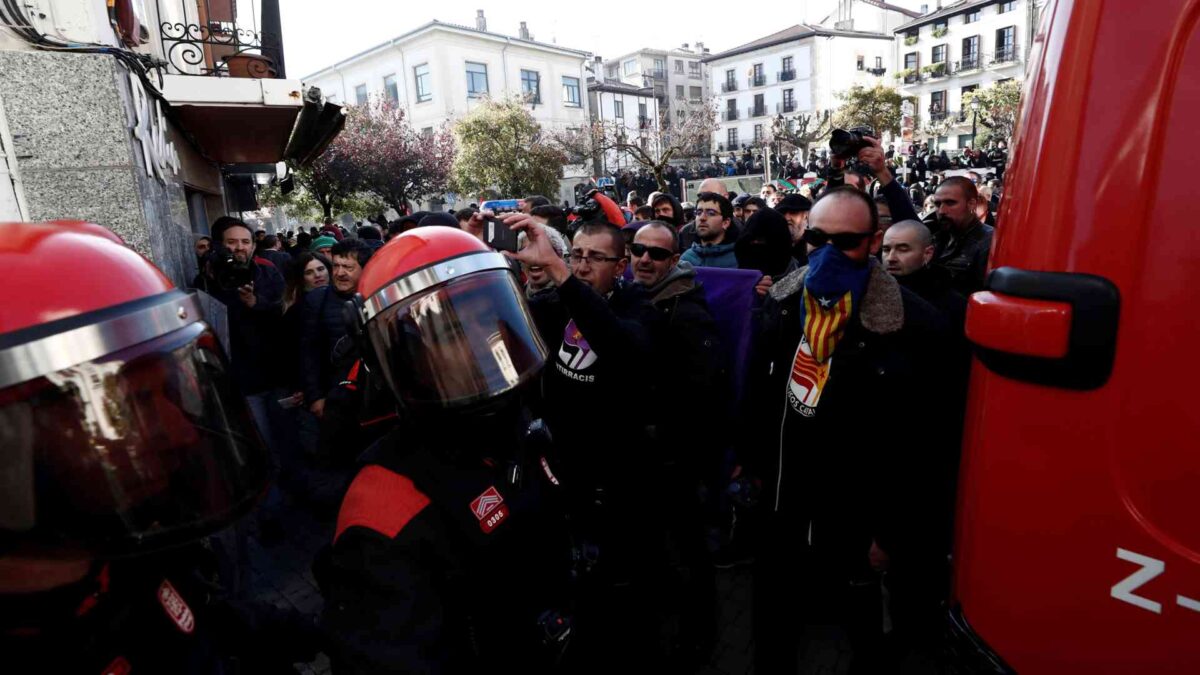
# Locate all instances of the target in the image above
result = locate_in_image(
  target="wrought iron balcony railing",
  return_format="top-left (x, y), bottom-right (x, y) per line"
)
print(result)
top-left (748, 105), bottom-right (767, 118)
top-left (157, 0), bottom-right (284, 77)
top-left (725, 109), bottom-right (740, 121)
top-left (991, 45), bottom-right (1020, 64)
top-left (957, 55), bottom-right (981, 72)
top-left (778, 101), bottom-right (797, 114)
top-left (748, 74), bottom-right (766, 87)
top-left (778, 70), bottom-right (796, 82)
top-left (722, 81), bottom-right (738, 93)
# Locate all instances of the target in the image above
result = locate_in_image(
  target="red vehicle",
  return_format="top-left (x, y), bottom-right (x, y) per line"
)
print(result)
top-left (949, 0), bottom-right (1200, 671)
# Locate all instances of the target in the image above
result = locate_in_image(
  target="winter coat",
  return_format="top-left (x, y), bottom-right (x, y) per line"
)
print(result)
top-left (191, 258), bottom-right (285, 395)
top-left (680, 239), bottom-right (739, 269)
top-left (300, 285), bottom-right (357, 404)
top-left (741, 261), bottom-right (957, 565)
top-left (639, 262), bottom-right (728, 473)
top-left (934, 220), bottom-right (994, 295)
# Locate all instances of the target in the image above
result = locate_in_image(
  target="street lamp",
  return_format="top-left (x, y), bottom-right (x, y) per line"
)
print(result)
top-left (970, 98), bottom-right (981, 149)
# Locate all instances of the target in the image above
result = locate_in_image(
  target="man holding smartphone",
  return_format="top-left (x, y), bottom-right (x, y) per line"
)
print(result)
top-left (504, 211), bottom-right (680, 670)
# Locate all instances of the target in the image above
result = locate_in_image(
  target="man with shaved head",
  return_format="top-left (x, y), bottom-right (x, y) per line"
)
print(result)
top-left (743, 187), bottom-right (957, 672)
top-left (884, 219), bottom-right (966, 328)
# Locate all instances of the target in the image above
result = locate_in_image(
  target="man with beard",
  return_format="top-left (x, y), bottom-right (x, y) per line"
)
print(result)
top-left (933, 176), bottom-right (994, 295)
top-left (300, 239), bottom-right (375, 420)
top-left (775, 194), bottom-right (813, 266)
top-left (679, 178), bottom-right (733, 249)
top-left (680, 191), bottom-right (739, 269)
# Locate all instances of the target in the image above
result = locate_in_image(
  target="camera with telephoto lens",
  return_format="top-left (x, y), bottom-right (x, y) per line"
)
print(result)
top-left (210, 249), bottom-right (255, 291)
top-left (829, 126), bottom-right (877, 160)
top-left (570, 189), bottom-right (604, 222)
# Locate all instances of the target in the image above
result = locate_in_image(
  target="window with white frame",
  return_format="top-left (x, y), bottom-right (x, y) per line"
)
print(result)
top-left (354, 84), bottom-right (368, 105)
top-left (466, 62), bottom-right (489, 97)
top-left (383, 74), bottom-right (398, 103)
top-left (562, 76), bottom-right (581, 107)
top-left (614, 99), bottom-right (624, 118)
top-left (415, 64), bottom-right (432, 102)
top-left (520, 69), bottom-right (540, 103)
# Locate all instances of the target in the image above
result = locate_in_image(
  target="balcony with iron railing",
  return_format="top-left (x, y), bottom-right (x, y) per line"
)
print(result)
top-left (955, 55), bottom-right (982, 73)
top-left (748, 74), bottom-right (767, 88)
top-left (638, 115), bottom-right (653, 130)
top-left (748, 105), bottom-right (767, 118)
top-left (722, 80), bottom-right (738, 93)
top-left (157, 0), bottom-right (285, 77)
top-left (645, 68), bottom-right (667, 79)
top-left (725, 109), bottom-right (740, 121)
top-left (778, 100), bottom-right (797, 114)
top-left (149, 0), bottom-right (343, 170)
top-left (778, 69), bottom-right (796, 82)
top-left (991, 44), bottom-right (1020, 65)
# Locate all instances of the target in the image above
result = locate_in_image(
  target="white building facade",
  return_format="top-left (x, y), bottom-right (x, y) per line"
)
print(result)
top-left (602, 44), bottom-right (712, 140)
top-left (303, 12), bottom-right (591, 137)
top-left (894, 0), bottom-right (1039, 149)
top-left (704, 25), bottom-right (900, 155)
top-left (586, 79), bottom-right (661, 175)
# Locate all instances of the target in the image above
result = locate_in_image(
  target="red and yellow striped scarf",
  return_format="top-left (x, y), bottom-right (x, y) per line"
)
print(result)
top-left (801, 287), bottom-right (855, 363)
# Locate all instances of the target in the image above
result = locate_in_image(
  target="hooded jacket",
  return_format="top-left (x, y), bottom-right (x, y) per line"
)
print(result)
top-left (734, 208), bottom-right (798, 278)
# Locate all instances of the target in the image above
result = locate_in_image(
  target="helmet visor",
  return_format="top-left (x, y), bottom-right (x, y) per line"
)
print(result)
top-left (0, 322), bottom-right (268, 555)
top-left (367, 269), bottom-right (547, 408)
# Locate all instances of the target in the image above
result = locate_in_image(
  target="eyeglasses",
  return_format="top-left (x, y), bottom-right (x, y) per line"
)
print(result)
top-left (628, 243), bottom-right (674, 261)
top-left (801, 227), bottom-right (873, 251)
top-left (569, 252), bottom-right (624, 265)
top-left (697, 208), bottom-right (722, 218)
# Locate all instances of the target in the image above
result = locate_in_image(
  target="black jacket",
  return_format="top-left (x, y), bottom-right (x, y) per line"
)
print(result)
top-left (896, 264), bottom-right (967, 330)
top-left (300, 285), bottom-right (356, 403)
top-left (742, 262), bottom-right (957, 564)
top-left (527, 276), bottom-right (662, 563)
top-left (935, 220), bottom-right (994, 296)
top-left (192, 258), bottom-right (285, 395)
top-left (321, 414), bottom-right (572, 674)
top-left (638, 262), bottom-right (727, 474)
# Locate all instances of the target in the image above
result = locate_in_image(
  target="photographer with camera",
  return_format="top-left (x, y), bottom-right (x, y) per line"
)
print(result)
top-left (193, 217), bottom-right (286, 408)
top-left (826, 128), bottom-right (921, 227)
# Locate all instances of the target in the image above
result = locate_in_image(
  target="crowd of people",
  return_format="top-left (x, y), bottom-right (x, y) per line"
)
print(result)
top-left (3, 130), bottom-right (1001, 674)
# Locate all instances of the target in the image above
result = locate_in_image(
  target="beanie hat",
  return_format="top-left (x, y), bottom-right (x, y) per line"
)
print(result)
top-left (310, 235), bottom-right (337, 251)
top-left (418, 212), bottom-right (460, 228)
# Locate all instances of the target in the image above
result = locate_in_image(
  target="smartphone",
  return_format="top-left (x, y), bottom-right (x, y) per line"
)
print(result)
top-left (485, 215), bottom-right (520, 253)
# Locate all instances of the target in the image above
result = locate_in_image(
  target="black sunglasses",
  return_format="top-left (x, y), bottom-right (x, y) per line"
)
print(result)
top-left (628, 243), bottom-right (674, 261)
top-left (801, 227), bottom-right (873, 251)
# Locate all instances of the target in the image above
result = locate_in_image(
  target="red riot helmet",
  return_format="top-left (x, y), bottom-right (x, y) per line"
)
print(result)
top-left (0, 221), bottom-right (269, 557)
top-left (353, 226), bottom-right (547, 411)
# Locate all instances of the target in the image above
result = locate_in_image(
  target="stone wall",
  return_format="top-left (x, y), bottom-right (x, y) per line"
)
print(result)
top-left (0, 50), bottom-right (198, 288)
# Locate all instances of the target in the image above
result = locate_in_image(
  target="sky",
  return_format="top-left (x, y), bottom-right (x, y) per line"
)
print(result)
top-left (280, 0), bottom-right (927, 80)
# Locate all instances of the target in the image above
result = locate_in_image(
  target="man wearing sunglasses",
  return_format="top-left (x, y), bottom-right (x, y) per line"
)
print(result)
top-left (742, 187), bottom-right (957, 673)
top-left (629, 221), bottom-right (725, 665)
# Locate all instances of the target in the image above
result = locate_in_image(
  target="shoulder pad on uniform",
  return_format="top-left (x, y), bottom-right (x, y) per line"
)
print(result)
top-left (334, 465), bottom-right (430, 543)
